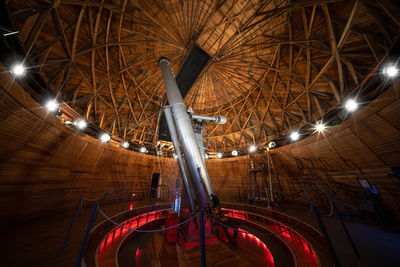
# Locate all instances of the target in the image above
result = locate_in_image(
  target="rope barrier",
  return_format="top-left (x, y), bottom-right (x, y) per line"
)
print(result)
top-left (82, 191), bottom-right (106, 202)
top-left (97, 208), bottom-right (197, 233)
top-left (286, 190), bottom-right (304, 197)
top-left (131, 187), bottom-right (176, 193)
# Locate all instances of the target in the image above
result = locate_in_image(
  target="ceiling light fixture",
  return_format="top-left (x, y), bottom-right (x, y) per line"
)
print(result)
top-left (268, 141), bottom-right (276, 149)
top-left (121, 141), bottom-right (129, 149)
top-left (74, 119), bottom-right (87, 130)
top-left (100, 133), bottom-right (110, 143)
top-left (45, 99), bottom-right (60, 113)
top-left (249, 145), bottom-right (257, 153)
top-left (315, 122), bottom-right (326, 133)
top-left (383, 63), bottom-right (399, 78)
top-left (290, 131), bottom-right (300, 141)
top-left (345, 98), bottom-right (358, 112)
top-left (11, 63), bottom-right (26, 77)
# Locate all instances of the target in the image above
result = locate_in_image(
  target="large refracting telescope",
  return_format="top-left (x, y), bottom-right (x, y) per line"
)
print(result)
top-left (158, 57), bottom-right (225, 213)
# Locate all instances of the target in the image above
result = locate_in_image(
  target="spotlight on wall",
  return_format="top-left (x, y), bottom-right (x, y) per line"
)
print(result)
top-left (268, 141), bottom-right (276, 149)
top-left (315, 122), bottom-right (326, 133)
top-left (45, 99), bottom-right (60, 113)
top-left (216, 152), bottom-right (223, 159)
top-left (204, 154), bottom-right (209, 159)
top-left (11, 63), bottom-right (26, 77)
top-left (249, 145), bottom-right (257, 153)
top-left (121, 140), bottom-right (129, 149)
top-left (290, 131), bottom-right (300, 141)
top-left (74, 118), bottom-right (87, 130)
top-left (232, 150), bottom-right (238, 156)
top-left (344, 98), bottom-right (358, 112)
top-left (139, 146), bottom-right (147, 153)
top-left (383, 63), bottom-right (399, 78)
top-left (100, 133), bottom-right (111, 143)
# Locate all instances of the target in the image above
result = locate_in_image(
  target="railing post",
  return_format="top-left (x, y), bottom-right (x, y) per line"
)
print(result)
top-left (61, 195), bottom-right (84, 251)
top-left (312, 205), bottom-right (341, 267)
top-left (200, 208), bottom-right (206, 267)
top-left (332, 201), bottom-right (360, 258)
top-left (75, 204), bottom-right (98, 267)
top-left (304, 188), bottom-right (341, 266)
top-left (100, 191), bottom-right (107, 206)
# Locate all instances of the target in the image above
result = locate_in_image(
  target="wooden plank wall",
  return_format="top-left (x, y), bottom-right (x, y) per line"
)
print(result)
top-left (0, 69), bottom-right (179, 227)
top-left (272, 81), bottom-right (400, 218)
top-left (1, 65), bottom-right (400, 226)
top-left (206, 156), bottom-right (250, 202)
top-left (205, 81), bottom-right (400, 220)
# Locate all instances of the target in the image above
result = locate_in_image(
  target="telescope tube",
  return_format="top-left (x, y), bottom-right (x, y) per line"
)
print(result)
top-left (164, 106), bottom-right (195, 212)
top-left (159, 57), bottom-right (219, 208)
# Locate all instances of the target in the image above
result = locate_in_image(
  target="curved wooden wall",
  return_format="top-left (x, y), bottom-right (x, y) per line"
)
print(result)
top-left (207, 81), bottom-right (400, 219)
top-left (1, 63), bottom-right (400, 226)
top-left (0, 67), bottom-right (179, 227)
top-left (272, 81), bottom-right (400, 217)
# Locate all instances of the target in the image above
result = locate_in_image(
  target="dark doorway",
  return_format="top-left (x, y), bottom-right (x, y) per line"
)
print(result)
top-left (150, 173), bottom-right (160, 199)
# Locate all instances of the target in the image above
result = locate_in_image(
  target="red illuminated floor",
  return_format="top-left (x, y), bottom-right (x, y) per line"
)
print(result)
top-left (118, 230), bottom-right (275, 267)
top-left (97, 211), bottom-right (274, 267)
top-left (222, 208), bottom-right (319, 267)
top-left (96, 207), bottom-right (320, 266)
top-left (97, 210), bottom-right (166, 267)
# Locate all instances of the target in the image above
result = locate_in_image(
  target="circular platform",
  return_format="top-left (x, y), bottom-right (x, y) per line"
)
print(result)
top-left (87, 204), bottom-right (332, 267)
top-left (118, 228), bottom-right (278, 267)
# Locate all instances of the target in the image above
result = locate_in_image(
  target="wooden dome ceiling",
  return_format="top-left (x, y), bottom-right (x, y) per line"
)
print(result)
top-left (6, 0), bottom-right (400, 151)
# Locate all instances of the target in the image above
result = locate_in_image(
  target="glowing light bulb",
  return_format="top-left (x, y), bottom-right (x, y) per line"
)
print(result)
top-left (45, 99), bottom-right (59, 112)
top-left (290, 131), bottom-right (300, 141)
top-left (75, 119), bottom-right (87, 130)
top-left (139, 146), bottom-right (147, 153)
top-left (383, 64), bottom-right (399, 78)
top-left (232, 150), bottom-right (238, 156)
top-left (249, 145), bottom-right (257, 153)
top-left (315, 122), bottom-right (326, 133)
top-left (204, 154), bottom-right (209, 159)
top-left (100, 133), bottom-right (110, 143)
top-left (216, 152), bottom-right (222, 159)
top-left (121, 141), bottom-right (129, 149)
top-left (11, 63), bottom-right (26, 77)
top-left (345, 99), bottom-right (358, 112)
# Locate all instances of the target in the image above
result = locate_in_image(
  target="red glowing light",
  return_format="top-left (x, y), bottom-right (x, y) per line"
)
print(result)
top-left (135, 248), bottom-right (141, 259)
top-left (114, 228), bottom-right (120, 239)
top-left (99, 240), bottom-right (105, 252)
top-left (225, 209), bottom-right (318, 266)
top-left (281, 227), bottom-right (291, 239)
top-left (237, 228), bottom-right (274, 266)
top-left (129, 203), bottom-right (133, 210)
